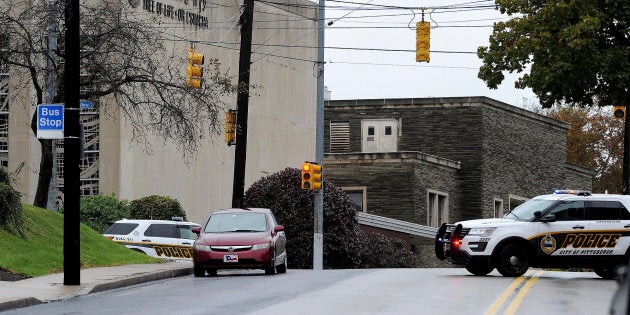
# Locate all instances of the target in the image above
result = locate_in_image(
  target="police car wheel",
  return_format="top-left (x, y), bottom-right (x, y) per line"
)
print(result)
top-left (593, 266), bottom-right (617, 280)
top-left (276, 260), bottom-right (287, 274)
top-left (465, 261), bottom-right (494, 276)
top-left (193, 266), bottom-right (206, 277)
top-left (265, 266), bottom-right (276, 275)
top-left (496, 244), bottom-right (529, 277)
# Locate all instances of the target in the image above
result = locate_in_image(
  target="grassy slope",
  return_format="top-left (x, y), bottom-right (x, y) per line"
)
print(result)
top-left (0, 205), bottom-right (161, 278)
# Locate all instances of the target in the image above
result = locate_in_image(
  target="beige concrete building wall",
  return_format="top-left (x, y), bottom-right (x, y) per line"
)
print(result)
top-left (8, 67), bottom-right (39, 202)
top-left (7, 0), bottom-right (318, 225)
top-left (103, 0), bottom-right (319, 224)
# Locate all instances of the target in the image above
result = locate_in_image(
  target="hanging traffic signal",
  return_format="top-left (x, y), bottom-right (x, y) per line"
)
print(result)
top-left (614, 105), bottom-right (626, 119)
top-left (301, 162), bottom-right (322, 190)
top-left (225, 110), bottom-right (236, 146)
top-left (186, 47), bottom-right (204, 89)
top-left (416, 21), bottom-right (430, 62)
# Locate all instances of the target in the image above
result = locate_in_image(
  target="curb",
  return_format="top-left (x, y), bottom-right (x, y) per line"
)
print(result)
top-left (0, 267), bottom-right (192, 313)
top-left (0, 297), bottom-right (43, 312)
top-left (90, 267), bottom-right (192, 294)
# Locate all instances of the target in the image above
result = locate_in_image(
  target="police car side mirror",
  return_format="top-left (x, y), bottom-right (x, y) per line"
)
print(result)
top-left (192, 226), bottom-right (201, 235)
top-left (540, 214), bottom-right (556, 223)
top-left (534, 211), bottom-right (542, 219)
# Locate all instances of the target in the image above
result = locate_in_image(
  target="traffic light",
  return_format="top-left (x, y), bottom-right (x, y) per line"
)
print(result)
top-left (614, 105), bottom-right (626, 119)
top-left (301, 162), bottom-right (323, 190)
top-left (416, 21), bottom-right (430, 62)
top-left (225, 110), bottom-right (236, 146)
top-left (186, 47), bottom-right (204, 89)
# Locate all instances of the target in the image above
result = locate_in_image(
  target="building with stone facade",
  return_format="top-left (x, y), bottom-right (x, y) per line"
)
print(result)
top-left (1, 0), bottom-right (318, 225)
top-left (323, 96), bottom-right (594, 266)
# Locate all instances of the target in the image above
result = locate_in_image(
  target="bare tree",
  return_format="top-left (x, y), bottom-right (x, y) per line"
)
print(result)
top-left (0, 0), bottom-right (237, 208)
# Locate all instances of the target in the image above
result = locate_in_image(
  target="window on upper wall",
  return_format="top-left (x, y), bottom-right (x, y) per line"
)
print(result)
top-left (330, 121), bottom-right (350, 153)
top-left (342, 187), bottom-right (367, 212)
top-left (428, 190), bottom-right (448, 227)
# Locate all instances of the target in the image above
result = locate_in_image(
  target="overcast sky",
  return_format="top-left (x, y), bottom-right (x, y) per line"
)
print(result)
top-left (322, 0), bottom-right (539, 107)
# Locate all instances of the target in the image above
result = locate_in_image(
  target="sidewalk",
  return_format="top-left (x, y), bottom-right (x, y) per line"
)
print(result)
top-left (0, 261), bottom-right (192, 312)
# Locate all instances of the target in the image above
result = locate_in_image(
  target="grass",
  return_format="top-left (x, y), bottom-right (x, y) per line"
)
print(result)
top-left (0, 204), bottom-right (161, 278)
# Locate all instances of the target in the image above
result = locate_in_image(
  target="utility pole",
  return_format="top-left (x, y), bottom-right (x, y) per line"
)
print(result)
top-left (623, 104), bottom-right (629, 195)
top-left (313, 0), bottom-right (325, 271)
top-left (46, 0), bottom-right (58, 211)
top-left (231, 0), bottom-right (255, 208)
top-left (63, 0), bottom-right (81, 285)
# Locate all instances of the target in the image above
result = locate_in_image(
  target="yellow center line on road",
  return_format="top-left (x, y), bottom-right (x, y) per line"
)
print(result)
top-left (483, 270), bottom-right (544, 315)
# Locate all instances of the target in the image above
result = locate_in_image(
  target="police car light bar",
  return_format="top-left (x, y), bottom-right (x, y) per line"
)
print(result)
top-left (553, 189), bottom-right (591, 196)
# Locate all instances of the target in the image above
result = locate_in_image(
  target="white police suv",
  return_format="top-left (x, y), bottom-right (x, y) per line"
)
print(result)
top-left (103, 218), bottom-right (200, 260)
top-left (435, 190), bottom-right (630, 278)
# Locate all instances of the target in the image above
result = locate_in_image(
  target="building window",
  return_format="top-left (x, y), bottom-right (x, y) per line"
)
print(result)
top-left (330, 121), bottom-right (350, 153)
top-left (508, 194), bottom-right (528, 212)
top-left (368, 126), bottom-right (374, 136)
top-left (342, 186), bottom-right (367, 212)
top-left (384, 126), bottom-right (392, 135)
top-left (494, 198), bottom-right (504, 218)
top-left (428, 190), bottom-right (448, 227)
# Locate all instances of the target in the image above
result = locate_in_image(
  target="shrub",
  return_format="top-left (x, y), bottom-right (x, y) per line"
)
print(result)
top-left (0, 167), bottom-right (23, 235)
top-left (129, 195), bottom-right (187, 221)
top-left (79, 194), bottom-right (130, 232)
top-left (358, 232), bottom-right (416, 268)
top-left (244, 167), bottom-right (415, 269)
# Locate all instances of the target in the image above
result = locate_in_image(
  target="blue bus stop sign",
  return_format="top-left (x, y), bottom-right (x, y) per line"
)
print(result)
top-left (37, 104), bottom-right (64, 139)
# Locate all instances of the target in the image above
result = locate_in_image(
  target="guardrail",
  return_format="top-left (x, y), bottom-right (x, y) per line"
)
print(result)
top-left (356, 212), bottom-right (438, 238)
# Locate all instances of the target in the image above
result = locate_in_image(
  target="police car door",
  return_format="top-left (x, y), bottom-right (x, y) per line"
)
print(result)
top-left (143, 223), bottom-right (182, 259)
top-left (536, 200), bottom-right (588, 258)
top-left (585, 199), bottom-right (630, 258)
top-left (176, 224), bottom-right (198, 259)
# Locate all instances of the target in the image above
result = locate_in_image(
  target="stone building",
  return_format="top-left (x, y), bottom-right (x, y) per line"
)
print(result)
top-left (323, 96), bottom-right (594, 266)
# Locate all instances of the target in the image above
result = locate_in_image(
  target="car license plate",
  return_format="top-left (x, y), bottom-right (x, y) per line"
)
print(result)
top-left (223, 254), bottom-right (239, 263)
top-left (444, 243), bottom-right (450, 251)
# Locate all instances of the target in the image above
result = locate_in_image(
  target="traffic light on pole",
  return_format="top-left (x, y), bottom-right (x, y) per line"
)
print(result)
top-left (225, 110), bottom-right (236, 146)
top-left (186, 47), bottom-right (204, 89)
top-left (416, 21), bottom-right (430, 63)
top-left (614, 105), bottom-right (626, 119)
top-left (301, 162), bottom-right (322, 190)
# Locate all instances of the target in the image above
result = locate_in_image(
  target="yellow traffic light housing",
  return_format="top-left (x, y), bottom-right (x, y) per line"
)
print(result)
top-left (186, 47), bottom-right (204, 89)
top-left (614, 105), bottom-right (626, 119)
top-left (225, 110), bottom-right (236, 146)
top-left (301, 162), bottom-right (322, 190)
top-left (416, 21), bottom-right (430, 63)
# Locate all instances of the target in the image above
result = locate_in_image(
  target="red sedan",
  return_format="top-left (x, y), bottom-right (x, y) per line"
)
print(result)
top-left (192, 208), bottom-right (287, 276)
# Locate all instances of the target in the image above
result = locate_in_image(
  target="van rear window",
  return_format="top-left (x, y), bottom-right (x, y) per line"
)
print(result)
top-left (104, 223), bottom-right (138, 235)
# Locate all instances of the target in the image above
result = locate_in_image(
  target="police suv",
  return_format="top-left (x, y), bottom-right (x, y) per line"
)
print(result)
top-left (435, 190), bottom-right (630, 278)
top-left (103, 218), bottom-right (200, 260)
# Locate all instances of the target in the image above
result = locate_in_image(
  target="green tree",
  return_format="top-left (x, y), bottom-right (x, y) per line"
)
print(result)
top-left (478, 0), bottom-right (630, 108)
top-left (59, 194), bottom-right (131, 233)
top-left (0, 166), bottom-right (22, 234)
top-left (130, 195), bottom-right (187, 221)
top-left (538, 105), bottom-right (623, 193)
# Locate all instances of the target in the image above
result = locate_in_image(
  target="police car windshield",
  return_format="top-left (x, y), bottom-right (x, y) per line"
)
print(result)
top-left (504, 199), bottom-right (556, 221)
top-left (205, 212), bottom-right (267, 233)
